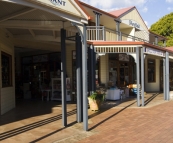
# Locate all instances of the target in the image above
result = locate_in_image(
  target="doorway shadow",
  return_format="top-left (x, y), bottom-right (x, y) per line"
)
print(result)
top-left (0, 100), bottom-right (63, 126)
top-left (0, 108), bottom-right (77, 141)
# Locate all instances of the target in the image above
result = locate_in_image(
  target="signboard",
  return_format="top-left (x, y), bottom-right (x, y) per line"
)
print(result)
top-left (49, 0), bottom-right (66, 6)
top-left (122, 19), bottom-right (143, 30)
top-left (30, 0), bottom-right (82, 18)
top-left (145, 47), bottom-right (165, 57)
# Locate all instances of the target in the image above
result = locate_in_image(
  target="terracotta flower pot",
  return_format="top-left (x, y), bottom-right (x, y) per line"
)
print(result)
top-left (88, 98), bottom-right (101, 111)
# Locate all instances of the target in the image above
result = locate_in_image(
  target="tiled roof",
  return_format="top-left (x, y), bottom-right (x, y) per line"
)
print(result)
top-left (109, 6), bottom-right (135, 17)
top-left (166, 47), bottom-right (173, 51)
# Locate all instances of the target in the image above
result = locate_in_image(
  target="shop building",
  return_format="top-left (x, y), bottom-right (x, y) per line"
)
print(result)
top-left (0, 0), bottom-right (88, 116)
top-left (0, 0), bottom-right (173, 131)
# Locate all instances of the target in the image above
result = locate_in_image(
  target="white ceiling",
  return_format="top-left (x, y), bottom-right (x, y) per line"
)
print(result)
top-left (0, 1), bottom-right (78, 54)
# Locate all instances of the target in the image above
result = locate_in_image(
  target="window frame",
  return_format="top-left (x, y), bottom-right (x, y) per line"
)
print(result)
top-left (1, 52), bottom-right (12, 88)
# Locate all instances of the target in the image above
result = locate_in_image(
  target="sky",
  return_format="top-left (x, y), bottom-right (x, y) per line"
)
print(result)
top-left (80, 0), bottom-right (173, 28)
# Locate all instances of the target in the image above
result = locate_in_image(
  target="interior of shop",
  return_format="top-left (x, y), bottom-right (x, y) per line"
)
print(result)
top-left (108, 54), bottom-right (135, 86)
top-left (14, 48), bottom-right (62, 100)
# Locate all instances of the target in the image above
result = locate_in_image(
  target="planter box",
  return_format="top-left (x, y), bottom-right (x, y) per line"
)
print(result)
top-left (88, 98), bottom-right (101, 111)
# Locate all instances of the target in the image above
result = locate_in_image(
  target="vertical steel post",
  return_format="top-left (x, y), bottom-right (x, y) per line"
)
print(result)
top-left (82, 25), bottom-right (88, 131)
top-left (166, 52), bottom-right (170, 100)
top-left (136, 47), bottom-right (140, 107)
top-left (163, 58), bottom-right (166, 100)
top-left (93, 51), bottom-right (96, 91)
top-left (141, 47), bottom-right (145, 106)
top-left (61, 28), bottom-right (67, 126)
top-left (90, 45), bottom-right (95, 93)
top-left (103, 26), bottom-right (105, 41)
top-left (87, 46), bottom-right (92, 94)
top-left (76, 33), bottom-right (82, 123)
top-left (119, 31), bottom-right (122, 41)
top-left (95, 13), bottom-right (98, 40)
top-left (115, 20), bottom-right (121, 41)
top-left (155, 36), bottom-right (158, 45)
top-left (97, 14), bottom-right (100, 40)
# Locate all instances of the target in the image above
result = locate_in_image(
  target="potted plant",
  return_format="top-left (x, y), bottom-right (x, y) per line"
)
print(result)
top-left (88, 90), bottom-right (106, 111)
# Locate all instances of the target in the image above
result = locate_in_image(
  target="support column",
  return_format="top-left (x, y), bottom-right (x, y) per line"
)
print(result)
top-left (82, 25), bottom-right (88, 131)
top-left (163, 58), bottom-right (166, 100)
top-left (115, 19), bottom-right (121, 41)
top-left (155, 36), bottom-right (158, 45)
top-left (88, 46), bottom-right (91, 93)
top-left (165, 52), bottom-right (170, 100)
top-left (76, 33), bottom-right (82, 123)
top-left (136, 47), bottom-right (140, 107)
top-left (71, 22), bottom-right (88, 131)
top-left (141, 47), bottom-right (145, 106)
top-left (93, 11), bottom-right (102, 40)
top-left (61, 28), bottom-right (67, 126)
top-left (93, 49), bottom-right (96, 91)
top-left (90, 45), bottom-right (95, 93)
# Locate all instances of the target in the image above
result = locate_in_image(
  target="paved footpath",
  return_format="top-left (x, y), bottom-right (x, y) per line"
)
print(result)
top-left (1, 99), bottom-right (173, 143)
top-left (76, 101), bottom-right (173, 143)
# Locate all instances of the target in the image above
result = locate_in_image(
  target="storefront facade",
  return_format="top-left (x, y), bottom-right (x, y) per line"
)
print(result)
top-left (0, 0), bottom-right (173, 131)
top-left (0, 0), bottom-right (88, 116)
top-left (79, 1), bottom-right (169, 94)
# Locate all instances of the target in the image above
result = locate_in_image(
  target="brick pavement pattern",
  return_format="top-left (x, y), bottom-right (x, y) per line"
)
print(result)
top-left (0, 95), bottom-right (173, 143)
top-left (78, 101), bottom-right (173, 143)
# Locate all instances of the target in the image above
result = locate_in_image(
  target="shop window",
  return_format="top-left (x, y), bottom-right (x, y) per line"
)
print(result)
top-left (1, 52), bottom-right (12, 87)
top-left (148, 59), bottom-right (156, 82)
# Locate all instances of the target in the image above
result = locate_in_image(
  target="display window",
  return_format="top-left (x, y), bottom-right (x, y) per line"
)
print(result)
top-left (108, 53), bottom-right (135, 88)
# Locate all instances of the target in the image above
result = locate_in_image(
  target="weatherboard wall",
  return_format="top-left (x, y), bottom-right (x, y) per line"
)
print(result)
top-left (120, 8), bottom-right (148, 32)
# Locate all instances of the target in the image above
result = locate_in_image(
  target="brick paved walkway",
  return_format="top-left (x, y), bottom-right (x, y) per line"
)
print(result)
top-left (0, 93), bottom-right (173, 143)
top-left (79, 101), bottom-right (173, 143)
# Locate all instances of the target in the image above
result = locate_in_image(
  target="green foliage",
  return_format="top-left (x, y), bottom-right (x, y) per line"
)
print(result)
top-left (88, 92), bottom-right (105, 102)
top-left (150, 12), bottom-right (173, 47)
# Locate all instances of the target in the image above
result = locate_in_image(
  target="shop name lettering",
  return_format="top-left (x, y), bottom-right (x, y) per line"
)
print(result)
top-left (50, 0), bottom-right (66, 6)
top-left (129, 20), bottom-right (140, 29)
top-left (146, 48), bottom-right (164, 56)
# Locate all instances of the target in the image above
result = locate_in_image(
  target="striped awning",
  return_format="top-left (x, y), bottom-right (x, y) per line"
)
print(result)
top-left (94, 45), bottom-right (140, 53)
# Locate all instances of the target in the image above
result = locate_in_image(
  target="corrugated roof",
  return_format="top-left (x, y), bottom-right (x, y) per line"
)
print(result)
top-left (109, 6), bottom-right (134, 17)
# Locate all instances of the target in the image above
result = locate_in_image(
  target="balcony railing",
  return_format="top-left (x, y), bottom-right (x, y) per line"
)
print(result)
top-left (87, 26), bottom-right (105, 41)
top-left (86, 26), bottom-right (164, 47)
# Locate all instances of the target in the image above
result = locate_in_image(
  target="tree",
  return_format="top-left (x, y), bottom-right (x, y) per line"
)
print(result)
top-left (150, 12), bottom-right (173, 47)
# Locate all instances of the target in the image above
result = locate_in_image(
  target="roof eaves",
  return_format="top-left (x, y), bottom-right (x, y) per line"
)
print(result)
top-left (117, 6), bottom-right (149, 31)
top-left (149, 30), bottom-right (168, 40)
top-left (78, 1), bottom-right (118, 20)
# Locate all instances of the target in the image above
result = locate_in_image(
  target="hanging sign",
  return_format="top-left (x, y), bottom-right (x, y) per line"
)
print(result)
top-left (49, 0), bottom-right (66, 6)
top-left (145, 47), bottom-right (165, 57)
